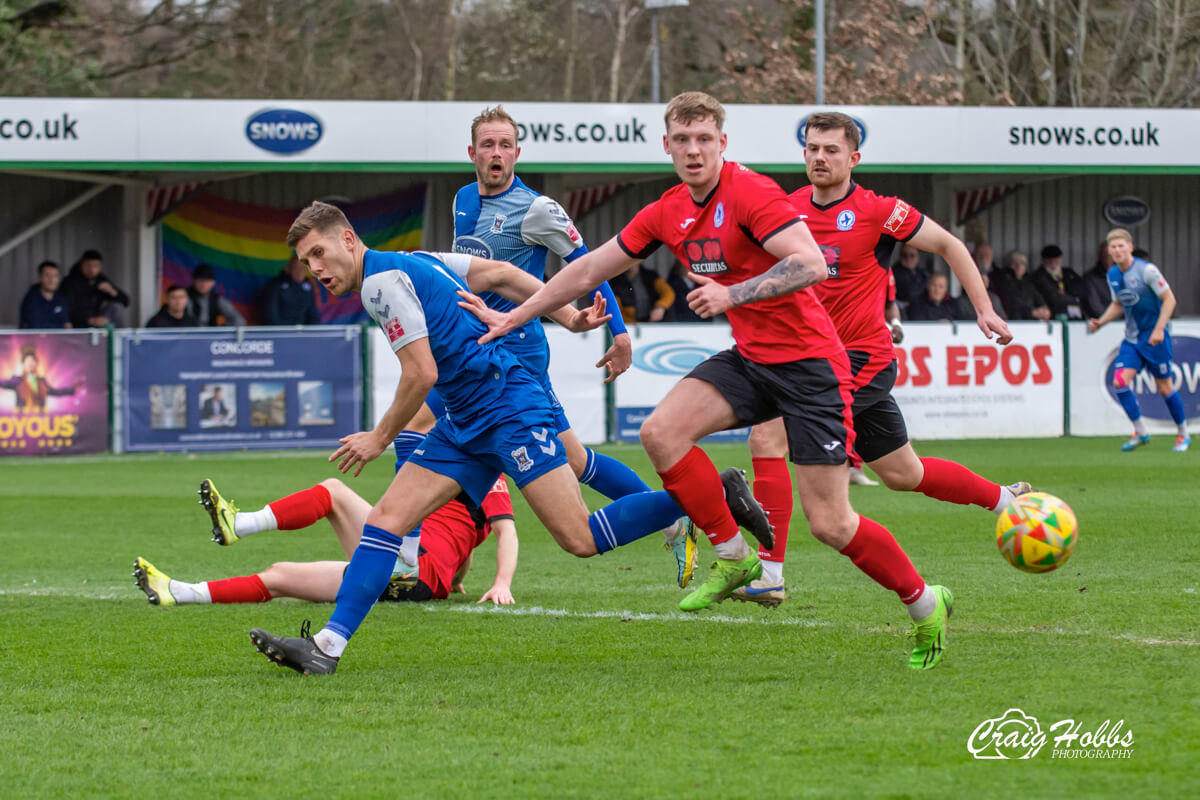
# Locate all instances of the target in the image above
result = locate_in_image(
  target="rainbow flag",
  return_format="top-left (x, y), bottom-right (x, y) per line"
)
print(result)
top-left (160, 185), bottom-right (425, 324)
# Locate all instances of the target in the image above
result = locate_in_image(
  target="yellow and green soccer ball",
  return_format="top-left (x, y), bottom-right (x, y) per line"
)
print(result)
top-left (996, 492), bottom-right (1077, 573)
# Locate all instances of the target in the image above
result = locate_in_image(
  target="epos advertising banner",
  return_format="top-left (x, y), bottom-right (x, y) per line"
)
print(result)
top-left (121, 328), bottom-right (360, 452)
top-left (892, 322), bottom-right (1064, 439)
top-left (1067, 320), bottom-right (1200, 436)
top-left (0, 331), bottom-right (109, 456)
top-left (614, 324), bottom-right (748, 443)
top-left (368, 326), bottom-right (608, 444)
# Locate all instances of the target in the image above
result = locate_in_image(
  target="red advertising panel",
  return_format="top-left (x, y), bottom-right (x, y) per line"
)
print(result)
top-left (0, 331), bottom-right (109, 455)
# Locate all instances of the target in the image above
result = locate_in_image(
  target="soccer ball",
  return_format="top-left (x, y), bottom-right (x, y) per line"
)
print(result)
top-left (996, 492), bottom-right (1077, 573)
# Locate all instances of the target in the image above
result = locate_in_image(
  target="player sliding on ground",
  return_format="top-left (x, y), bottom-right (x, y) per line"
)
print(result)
top-left (461, 92), bottom-right (952, 670)
top-left (734, 111), bottom-right (1032, 607)
top-left (133, 472), bottom-right (518, 607)
top-left (247, 202), bottom-right (768, 675)
top-left (1088, 227), bottom-right (1190, 453)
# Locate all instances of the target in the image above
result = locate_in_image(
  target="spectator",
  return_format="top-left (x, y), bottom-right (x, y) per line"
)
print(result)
top-left (261, 256), bottom-right (320, 325)
top-left (610, 263), bottom-right (675, 323)
top-left (998, 250), bottom-right (1051, 321)
top-left (973, 241), bottom-right (1006, 298)
top-left (19, 260), bottom-right (72, 329)
top-left (891, 243), bottom-right (928, 307)
top-left (1031, 244), bottom-right (1083, 319)
top-left (60, 249), bottom-right (129, 328)
top-left (959, 266), bottom-right (1007, 321)
top-left (146, 285), bottom-right (199, 328)
top-left (665, 263), bottom-right (709, 323)
top-left (1079, 240), bottom-right (1115, 319)
top-left (187, 263), bottom-right (246, 327)
top-left (906, 273), bottom-right (962, 322)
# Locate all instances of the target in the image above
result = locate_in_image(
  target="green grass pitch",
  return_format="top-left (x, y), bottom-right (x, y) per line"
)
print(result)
top-left (1, 438), bottom-right (1196, 798)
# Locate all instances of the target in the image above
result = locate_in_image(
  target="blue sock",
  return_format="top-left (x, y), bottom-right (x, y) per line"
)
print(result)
top-left (326, 524), bottom-right (402, 641)
top-left (1164, 391), bottom-right (1187, 425)
top-left (1114, 386), bottom-right (1142, 423)
top-left (579, 447), bottom-right (652, 500)
top-left (588, 491), bottom-right (682, 554)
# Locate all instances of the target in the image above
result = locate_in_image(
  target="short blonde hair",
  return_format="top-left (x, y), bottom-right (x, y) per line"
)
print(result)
top-left (471, 105), bottom-right (519, 145)
top-left (287, 201), bottom-right (353, 250)
top-left (664, 91), bottom-right (725, 131)
top-left (1106, 227), bottom-right (1134, 245)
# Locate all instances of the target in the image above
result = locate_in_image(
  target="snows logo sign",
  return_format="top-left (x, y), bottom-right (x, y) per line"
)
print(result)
top-left (968, 708), bottom-right (1135, 760)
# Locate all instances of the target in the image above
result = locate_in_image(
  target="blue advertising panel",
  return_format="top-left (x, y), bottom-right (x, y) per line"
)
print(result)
top-left (121, 328), bottom-right (361, 452)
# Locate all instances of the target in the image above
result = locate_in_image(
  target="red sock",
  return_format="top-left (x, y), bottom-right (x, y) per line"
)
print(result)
top-left (752, 457), bottom-right (793, 562)
top-left (915, 457), bottom-right (1002, 510)
top-left (658, 446), bottom-right (739, 545)
top-left (208, 574), bottom-right (272, 604)
top-left (268, 484), bottom-right (333, 530)
top-left (838, 516), bottom-right (925, 603)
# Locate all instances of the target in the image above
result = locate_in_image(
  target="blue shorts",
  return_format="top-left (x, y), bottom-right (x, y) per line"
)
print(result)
top-left (504, 337), bottom-right (572, 434)
top-left (1115, 338), bottom-right (1173, 380)
top-left (541, 375), bottom-right (572, 434)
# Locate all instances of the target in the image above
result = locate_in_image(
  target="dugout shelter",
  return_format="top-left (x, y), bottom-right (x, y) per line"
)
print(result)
top-left (1, 98), bottom-right (1199, 328)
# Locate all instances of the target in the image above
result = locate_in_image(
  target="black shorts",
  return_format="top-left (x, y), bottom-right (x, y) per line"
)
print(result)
top-left (847, 351), bottom-right (909, 463)
top-left (688, 347), bottom-right (854, 465)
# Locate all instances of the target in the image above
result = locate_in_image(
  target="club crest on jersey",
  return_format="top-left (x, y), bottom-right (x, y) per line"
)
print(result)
top-left (714, 202), bottom-right (725, 228)
top-left (684, 238), bottom-right (729, 275)
top-left (511, 446), bottom-right (534, 472)
top-left (883, 199), bottom-right (911, 234)
top-left (384, 317), bottom-right (406, 343)
top-left (491, 213), bottom-right (508, 234)
top-left (821, 245), bottom-right (841, 278)
top-left (837, 210), bottom-right (856, 231)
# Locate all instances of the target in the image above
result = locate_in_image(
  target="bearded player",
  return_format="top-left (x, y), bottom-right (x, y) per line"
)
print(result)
top-left (734, 111), bottom-right (1030, 607)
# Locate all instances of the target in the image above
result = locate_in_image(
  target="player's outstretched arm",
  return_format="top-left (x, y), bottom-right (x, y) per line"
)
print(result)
top-left (478, 518), bottom-right (518, 605)
top-left (460, 256), bottom-right (610, 332)
top-left (1088, 300), bottom-right (1124, 333)
top-left (331, 338), bottom-right (437, 477)
top-left (465, 238), bottom-right (637, 344)
top-left (910, 220), bottom-right (1012, 345)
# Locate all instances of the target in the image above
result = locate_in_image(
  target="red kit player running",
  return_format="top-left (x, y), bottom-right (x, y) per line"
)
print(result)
top-left (735, 112), bottom-right (1030, 607)
top-left (462, 93), bottom-right (953, 670)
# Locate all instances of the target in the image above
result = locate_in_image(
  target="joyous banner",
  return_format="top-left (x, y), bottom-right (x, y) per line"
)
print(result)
top-left (160, 185), bottom-right (426, 325)
top-left (120, 328), bottom-right (361, 452)
top-left (0, 331), bottom-right (109, 455)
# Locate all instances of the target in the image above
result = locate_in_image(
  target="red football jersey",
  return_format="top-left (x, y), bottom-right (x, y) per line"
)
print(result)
top-left (790, 183), bottom-right (924, 384)
top-left (619, 161), bottom-right (844, 365)
top-left (419, 477), bottom-right (510, 598)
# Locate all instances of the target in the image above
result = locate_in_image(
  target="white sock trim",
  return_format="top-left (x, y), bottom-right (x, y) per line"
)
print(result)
top-left (314, 629), bottom-right (347, 658)
top-left (906, 583), bottom-right (936, 621)
top-left (235, 507), bottom-right (277, 537)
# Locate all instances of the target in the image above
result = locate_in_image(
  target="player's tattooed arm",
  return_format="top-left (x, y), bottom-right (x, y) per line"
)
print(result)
top-left (727, 255), bottom-right (827, 306)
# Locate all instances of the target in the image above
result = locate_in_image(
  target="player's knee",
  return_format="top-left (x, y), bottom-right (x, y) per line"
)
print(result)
top-left (560, 536), bottom-right (598, 558)
top-left (748, 425), bottom-right (787, 459)
top-left (319, 477), bottom-right (348, 496)
top-left (805, 509), bottom-right (856, 549)
top-left (1112, 371), bottom-right (1128, 390)
top-left (879, 468), bottom-right (920, 492)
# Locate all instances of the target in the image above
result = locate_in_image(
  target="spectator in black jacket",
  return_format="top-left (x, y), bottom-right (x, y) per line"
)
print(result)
top-left (1078, 240), bottom-right (1115, 319)
top-left (19, 260), bottom-right (72, 329)
top-left (665, 262), bottom-right (709, 323)
top-left (146, 285), bottom-right (199, 327)
top-left (187, 263), bottom-right (245, 327)
top-left (260, 257), bottom-right (321, 325)
top-left (61, 249), bottom-right (129, 327)
top-left (891, 243), bottom-right (929, 308)
top-left (998, 250), bottom-right (1051, 321)
top-left (1031, 244), bottom-right (1083, 319)
top-left (906, 273), bottom-right (963, 322)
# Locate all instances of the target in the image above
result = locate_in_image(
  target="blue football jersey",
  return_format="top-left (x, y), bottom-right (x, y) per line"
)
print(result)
top-left (452, 176), bottom-right (588, 374)
top-left (361, 248), bottom-right (532, 441)
top-left (1107, 258), bottom-right (1171, 344)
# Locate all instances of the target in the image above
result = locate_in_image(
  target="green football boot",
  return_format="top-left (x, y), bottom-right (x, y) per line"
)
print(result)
top-left (132, 557), bottom-right (177, 607)
top-left (679, 552), bottom-right (762, 612)
top-left (907, 585), bottom-right (954, 670)
top-left (662, 517), bottom-right (699, 588)
top-left (199, 478), bottom-right (240, 545)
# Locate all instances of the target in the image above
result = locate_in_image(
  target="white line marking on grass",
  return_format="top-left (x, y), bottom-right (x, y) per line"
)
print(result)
top-left (430, 604), bottom-right (833, 627)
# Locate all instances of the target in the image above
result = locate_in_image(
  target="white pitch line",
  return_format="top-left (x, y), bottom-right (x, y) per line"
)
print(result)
top-left (4, 587), bottom-right (1198, 647)
top-left (432, 604), bottom-right (832, 627)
